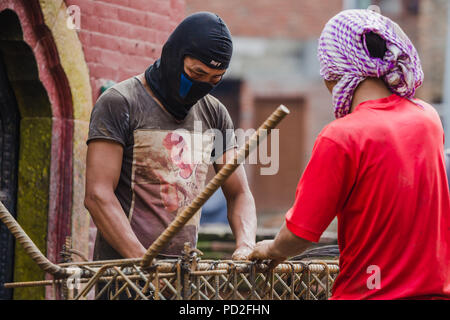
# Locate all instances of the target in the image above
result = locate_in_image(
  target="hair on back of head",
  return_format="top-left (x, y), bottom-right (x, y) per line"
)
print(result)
top-left (365, 32), bottom-right (387, 59)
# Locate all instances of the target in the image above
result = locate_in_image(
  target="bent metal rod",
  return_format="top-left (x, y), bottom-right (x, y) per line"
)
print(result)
top-left (0, 105), bottom-right (290, 281)
top-left (140, 105), bottom-right (290, 268)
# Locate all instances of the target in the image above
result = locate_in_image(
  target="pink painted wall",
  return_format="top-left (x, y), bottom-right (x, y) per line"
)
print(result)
top-left (65, 0), bottom-right (185, 102)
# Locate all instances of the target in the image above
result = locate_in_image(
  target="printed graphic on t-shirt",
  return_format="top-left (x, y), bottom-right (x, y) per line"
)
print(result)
top-left (128, 129), bottom-right (214, 251)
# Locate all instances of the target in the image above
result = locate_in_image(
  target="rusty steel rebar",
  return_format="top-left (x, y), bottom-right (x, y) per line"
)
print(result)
top-left (141, 105), bottom-right (290, 268)
top-left (0, 201), bottom-right (65, 276)
top-left (3, 242), bottom-right (339, 299)
top-left (0, 105), bottom-right (290, 277)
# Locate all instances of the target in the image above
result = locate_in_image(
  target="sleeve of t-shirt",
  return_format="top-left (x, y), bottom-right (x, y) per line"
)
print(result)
top-left (285, 134), bottom-right (356, 242)
top-left (87, 88), bottom-right (130, 147)
top-left (211, 102), bottom-right (238, 162)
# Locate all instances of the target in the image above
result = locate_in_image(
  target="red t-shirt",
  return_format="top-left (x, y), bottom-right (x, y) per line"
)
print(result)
top-left (286, 94), bottom-right (450, 300)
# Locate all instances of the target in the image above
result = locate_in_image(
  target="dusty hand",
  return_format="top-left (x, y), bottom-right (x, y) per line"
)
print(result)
top-left (248, 240), bottom-right (286, 269)
top-left (231, 244), bottom-right (254, 260)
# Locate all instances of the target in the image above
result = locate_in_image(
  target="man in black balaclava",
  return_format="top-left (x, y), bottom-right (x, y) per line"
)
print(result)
top-left (85, 12), bottom-right (257, 278)
top-left (145, 11), bottom-right (233, 120)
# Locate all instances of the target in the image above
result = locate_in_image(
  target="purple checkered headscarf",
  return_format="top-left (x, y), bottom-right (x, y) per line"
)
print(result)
top-left (318, 9), bottom-right (424, 119)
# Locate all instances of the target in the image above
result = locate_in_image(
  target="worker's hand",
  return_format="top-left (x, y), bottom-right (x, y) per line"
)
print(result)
top-left (231, 244), bottom-right (254, 260)
top-left (248, 240), bottom-right (286, 269)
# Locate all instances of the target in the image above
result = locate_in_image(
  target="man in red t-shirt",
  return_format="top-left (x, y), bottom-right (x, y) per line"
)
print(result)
top-left (249, 10), bottom-right (450, 300)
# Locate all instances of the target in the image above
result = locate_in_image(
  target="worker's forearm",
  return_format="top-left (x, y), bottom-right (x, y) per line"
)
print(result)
top-left (227, 191), bottom-right (257, 248)
top-left (85, 191), bottom-right (146, 259)
top-left (270, 223), bottom-right (311, 259)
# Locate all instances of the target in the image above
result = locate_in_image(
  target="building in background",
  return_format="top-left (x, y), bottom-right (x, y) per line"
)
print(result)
top-left (188, 0), bottom-right (449, 234)
top-left (0, 0), bottom-right (184, 300)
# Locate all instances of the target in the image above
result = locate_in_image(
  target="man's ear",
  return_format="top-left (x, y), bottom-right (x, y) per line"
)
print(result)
top-left (324, 79), bottom-right (337, 93)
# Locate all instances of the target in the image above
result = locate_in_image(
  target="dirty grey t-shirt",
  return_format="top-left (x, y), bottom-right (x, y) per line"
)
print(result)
top-left (87, 77), bottom-right (236, 260)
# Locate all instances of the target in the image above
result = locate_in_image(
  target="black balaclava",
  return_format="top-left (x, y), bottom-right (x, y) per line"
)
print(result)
top-left (145, 12), bottom-right (233, 121)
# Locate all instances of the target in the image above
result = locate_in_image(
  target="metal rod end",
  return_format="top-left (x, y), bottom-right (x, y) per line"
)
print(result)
top-left (279, 104), bottom-right (290, 114)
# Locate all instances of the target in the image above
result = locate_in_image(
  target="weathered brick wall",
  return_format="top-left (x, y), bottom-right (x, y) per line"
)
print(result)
top-left (186, 0), bottom-right (343, 39)
top-left (65, 0), bottom-right (185, 102)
